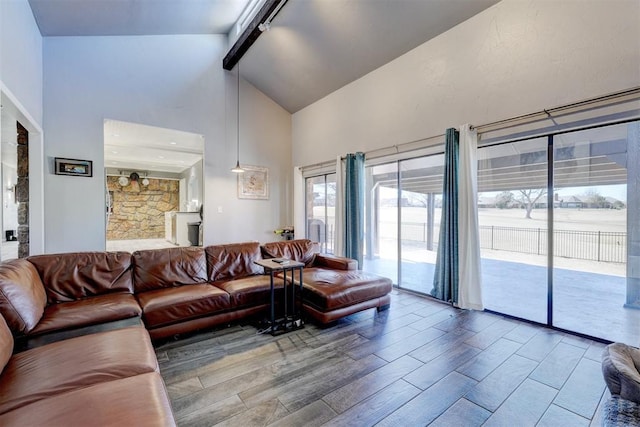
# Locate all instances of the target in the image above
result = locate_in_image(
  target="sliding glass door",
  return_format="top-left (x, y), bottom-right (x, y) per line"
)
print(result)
top-left (477, 138), bottom-right (549, 323)
top-left (305, 120), bottom-right (640, 344)
top-left (363, 154), bottom-right (444, 292)
top-left (478, 120), bottom-right (640, 344)
top-left (398, 156), bottom-right (443, 293)
top-left (363, 163), bottom-right (398, 284)
top-left (305, 174), bottom-right (336, 254)
top-left (552, 123), bottom-right (639, 343)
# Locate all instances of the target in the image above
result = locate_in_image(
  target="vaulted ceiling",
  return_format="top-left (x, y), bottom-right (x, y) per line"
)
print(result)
top-left (20, 0), bottom-right (500, 173)
top-left (28, 0), bottom-right (500, 113)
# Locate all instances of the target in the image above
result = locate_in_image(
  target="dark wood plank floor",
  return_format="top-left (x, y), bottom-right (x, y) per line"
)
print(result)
top-left (155, 289), bottom-right (610, 426)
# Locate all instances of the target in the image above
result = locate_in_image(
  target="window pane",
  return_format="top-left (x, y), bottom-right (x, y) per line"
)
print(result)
top-left (552, 122), bottom-right (640, 344)
top-left (364, 163), bottom-right (398, 284)
top-left (398, 155), bottom-right (444, 293)
top-left (325, 173), bottom-right (336, 254)
top-left (305, 174), bottom-right (336, 254)
top-left (306, 176), bottom-right (327, 252)
top-left (478, 137), bottom-right (549, 323)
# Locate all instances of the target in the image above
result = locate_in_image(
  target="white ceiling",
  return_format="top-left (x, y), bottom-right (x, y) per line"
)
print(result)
top-left (104, 120), bottom-right (203, 174)
top-left (28, 0), bottom-right (500, 113)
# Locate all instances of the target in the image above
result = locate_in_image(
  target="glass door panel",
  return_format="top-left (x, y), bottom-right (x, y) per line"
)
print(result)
top-left (363, 163), bottom-right (398, 284)
top-left (306, 176), bottom-right (329, 252)
top-left (398, 155), bottom-right (444, 293)
top-left (478, 137), bottom-right (549, 323)
top-left (325, 174), bottom-right (336, 254)
top-left (552, 122), bottom-right (640, 344)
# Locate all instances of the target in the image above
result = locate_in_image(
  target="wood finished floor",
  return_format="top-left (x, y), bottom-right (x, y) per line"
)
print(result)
top-left (155, 289), bottom-right (610, 427)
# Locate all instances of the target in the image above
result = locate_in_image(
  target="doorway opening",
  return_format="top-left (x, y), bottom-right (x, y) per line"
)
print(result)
top-left (103, 120), bottom-right (204, 252)
top-left (0, 116), bottom-right (20, 260)
top-left (0, 89), bottom-right (43, 261)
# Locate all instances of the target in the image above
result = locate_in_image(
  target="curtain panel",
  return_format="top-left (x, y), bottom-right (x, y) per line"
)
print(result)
top-left (334, 155), bottom-right (345, 257)
top-left (344, 152), bottom-right (365, 267)
top-left (458, 125), bottom-right (483, 310)
top-left (431, 128), bottom-right (459, 304)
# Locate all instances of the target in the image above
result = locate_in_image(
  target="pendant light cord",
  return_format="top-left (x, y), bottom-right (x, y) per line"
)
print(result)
top-left (231, 61), bottom-right (244, 172)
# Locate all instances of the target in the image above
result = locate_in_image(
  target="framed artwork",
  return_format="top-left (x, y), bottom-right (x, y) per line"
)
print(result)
top-left (54, 158), bottom-right (93, 177)
top-left (238, 165), bottom-right (269, 200)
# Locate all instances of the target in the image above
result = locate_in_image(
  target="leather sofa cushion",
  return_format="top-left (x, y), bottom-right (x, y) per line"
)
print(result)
top-left (0, 326), bottom-right (158, 415)
top-left (206, 241), bottom-right (262, 282)
top-left (301, 268), bottom-right (393, 311)
top-left (214, 275), bottom-right (281, 308)
top-left (314, 254), bottom-right (358, 270)
top-left (0, 316), bottom-right (12, 375)
top-left (27, 252), bottom-right (133, 304)
top-left (137, 284), bottom-right (231, 329)
top-left (0, 259), bottom-right (47, 334)
top-left (261, 239), bottom-right (320, 267)
top-left (30, 293), bottom-right (142, 335)
top-left (133, 247), bottom-right (207, 293)
top-left (0, 372), bottom-right (175, 427)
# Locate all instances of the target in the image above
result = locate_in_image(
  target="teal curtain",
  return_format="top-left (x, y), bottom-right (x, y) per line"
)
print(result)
top-left (431, 128), bottom-right (459, 304)
top-left (345, 152), bottom-right (365, 268)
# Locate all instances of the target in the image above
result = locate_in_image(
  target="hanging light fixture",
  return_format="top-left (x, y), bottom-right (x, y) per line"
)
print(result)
top-left (231, 61), bottom-right (245, 173)
top-left (129, 172), bottom-right (140, 192)
top-left (118, 174), bottom-right (129, 186)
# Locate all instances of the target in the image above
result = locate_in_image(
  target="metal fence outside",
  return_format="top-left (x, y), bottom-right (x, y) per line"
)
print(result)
top-left (378, 222), bottom-right (627, 263)
top-left (479, 226), bottom-right (626, 263)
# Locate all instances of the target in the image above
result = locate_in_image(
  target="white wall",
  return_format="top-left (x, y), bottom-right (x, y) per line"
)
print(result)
top-left (0, 0), bottom-right (45, 255)
top-left (212, 75), bottom-right (292, 244)
top-left (292, 0), bottom-right (640, 167)
top-left (44, 35), bottom-right (292, 252)
top-left (0, 0), bottom-right (43, 126)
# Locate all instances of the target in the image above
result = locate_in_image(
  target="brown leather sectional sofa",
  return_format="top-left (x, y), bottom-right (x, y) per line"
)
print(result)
top-left (0, 319), bottom-right (174, 426)
top-left (0, 239), bottom-right (392, 426)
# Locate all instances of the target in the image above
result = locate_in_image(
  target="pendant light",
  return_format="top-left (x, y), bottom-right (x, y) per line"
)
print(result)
top-left (231, 61), bottom-right (245, 173)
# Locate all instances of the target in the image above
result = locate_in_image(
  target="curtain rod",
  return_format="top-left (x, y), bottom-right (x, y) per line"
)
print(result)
top-left (300, 86), bottom-right (640, 172)
top-left (300, 133), bottom-right (445, 172)
top-left (365, 133), bottom-right (445, 160)
top-left (470, 86), bottom-right (640, 133)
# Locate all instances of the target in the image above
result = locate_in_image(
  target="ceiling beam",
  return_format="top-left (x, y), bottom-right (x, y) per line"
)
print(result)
top-left (223, 0), bottom-right (288, 71)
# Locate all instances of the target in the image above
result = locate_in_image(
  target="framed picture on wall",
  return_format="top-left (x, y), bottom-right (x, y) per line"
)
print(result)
top-left (238, 165), bottom-right (269, 200)
top-left (54, 158), bottom-right (93, 177)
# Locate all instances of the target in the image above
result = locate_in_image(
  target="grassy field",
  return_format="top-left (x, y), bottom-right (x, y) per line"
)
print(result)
top-left (375, 206), bottom-right (627, 232)
top-left (311, 206), bottom-right (627, 236)
top-left (478, 207), bottom-right (626, 232)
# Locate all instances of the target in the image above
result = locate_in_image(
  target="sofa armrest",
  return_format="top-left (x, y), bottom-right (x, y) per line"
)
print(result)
top-left (313, 254), bottom-right (358, 270)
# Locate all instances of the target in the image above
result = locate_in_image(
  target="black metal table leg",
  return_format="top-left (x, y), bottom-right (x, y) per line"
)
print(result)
top-left (269, 270), bottom-right (275, 334)
top-left (283, 267), bottom-right (287, 329)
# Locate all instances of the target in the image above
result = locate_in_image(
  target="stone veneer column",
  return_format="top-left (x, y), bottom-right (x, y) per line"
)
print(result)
top-left (625, 121), bottom-right (640, 308)
top-left (16, 122), bottom-right (29, 258)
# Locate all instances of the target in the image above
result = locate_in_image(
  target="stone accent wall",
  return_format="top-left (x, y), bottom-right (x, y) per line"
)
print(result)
top-left (106, 177), bottom-right (179, 240)
top-left (16, 122), bottom-right (29, 258)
